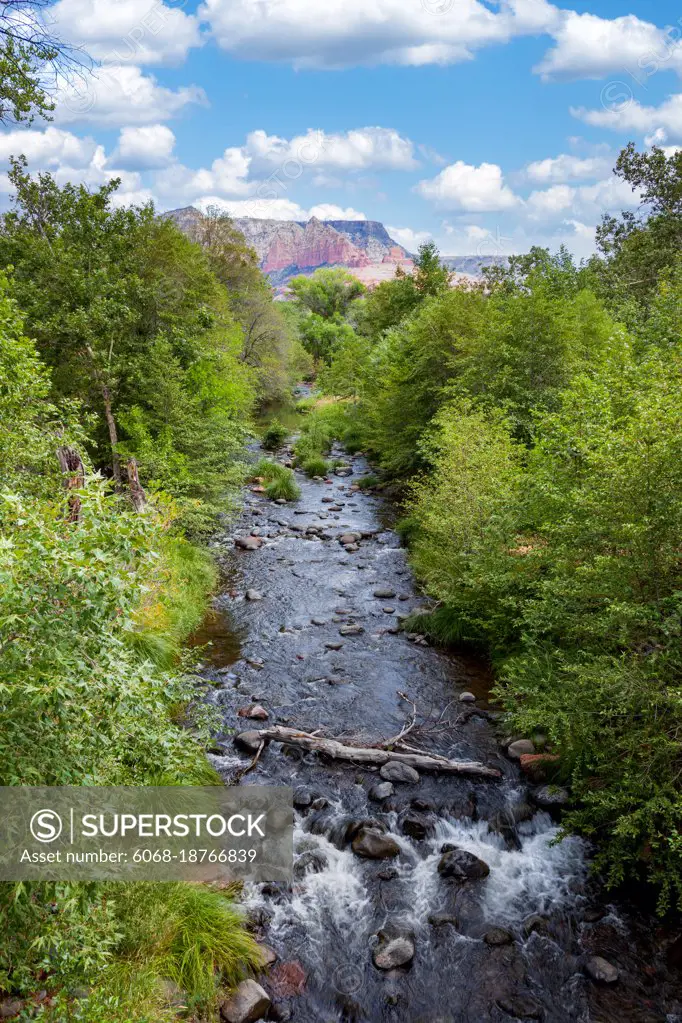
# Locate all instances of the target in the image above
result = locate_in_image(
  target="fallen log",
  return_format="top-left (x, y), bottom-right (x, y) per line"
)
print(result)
top-left (257, 726), bottom-right (501, 779)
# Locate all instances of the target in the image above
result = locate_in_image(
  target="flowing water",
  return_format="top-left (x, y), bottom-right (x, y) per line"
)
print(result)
top-left (196, 426), bottom-right (682, 1023)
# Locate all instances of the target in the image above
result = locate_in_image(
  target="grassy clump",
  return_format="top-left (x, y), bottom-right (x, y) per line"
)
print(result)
top-left (254, 458), bottom-right (301, 502)
top-left (261, 419), bottom-right (289, 450)
top-left (301, 456), bottom-right (330, 478)
top-left (295, 396), bottom-right (317, 414)
top-left (356, 474), bottom-right (379, 490)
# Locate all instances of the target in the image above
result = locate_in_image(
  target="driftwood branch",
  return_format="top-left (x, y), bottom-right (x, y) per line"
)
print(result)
top-left (57, 445), bottom-right (85, 523)
top-left (257, 726), bottom-right (501, 778)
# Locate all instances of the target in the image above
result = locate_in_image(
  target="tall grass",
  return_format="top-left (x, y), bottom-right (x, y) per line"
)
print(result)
top-left (253, 458), bottom-right (301, 501)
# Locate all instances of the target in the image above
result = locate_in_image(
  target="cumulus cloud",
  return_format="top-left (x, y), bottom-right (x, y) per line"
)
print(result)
top-left (199, 0), bottom-right (559, 70)
top-left (535, 11), bottom-right (682, 81)
top-left (307, 204), bottom-right (366, 220)
top-left (416, 161), bottom-right (519, 212)
top-left (572, 93), bottom-right (682, 142)
top-left (386, 225), bottom-right (432, 251)
top-left (109, 124), bottom-right (176, 169)
top-left (525, 152), bottom-right (613, 183)
top-left (0, 127), bottom-right (97, 167)
top-left (526, 176), bottom-right (640, 221)
top-left (53, 65), bottom-right (207, 127)
top-left (47, 0), bottom-right (203, 66)
top-left (245, 127), bottom-right (417, 172)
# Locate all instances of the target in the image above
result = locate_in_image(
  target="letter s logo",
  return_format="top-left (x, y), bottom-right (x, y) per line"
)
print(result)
top-left (30, 809), bottom-right (63, 844)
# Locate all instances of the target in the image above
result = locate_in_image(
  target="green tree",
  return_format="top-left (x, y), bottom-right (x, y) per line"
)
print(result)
top-left (289, 268), bottom-right (365, 319)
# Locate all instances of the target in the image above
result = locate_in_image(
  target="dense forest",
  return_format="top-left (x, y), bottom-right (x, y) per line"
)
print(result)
top-left (1, 5), bottom-right (681, 1018)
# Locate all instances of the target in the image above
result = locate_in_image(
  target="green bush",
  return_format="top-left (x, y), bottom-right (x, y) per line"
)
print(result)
top-left (261, 418), bottom-right (289, 450)
top-left (301, 456), bottom-right (330, 477)
top-left (253, 458), bottom-right (301, 502)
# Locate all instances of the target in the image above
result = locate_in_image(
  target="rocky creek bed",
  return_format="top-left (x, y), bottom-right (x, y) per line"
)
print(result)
top-left (197, 441), bottom-right (682, 1023)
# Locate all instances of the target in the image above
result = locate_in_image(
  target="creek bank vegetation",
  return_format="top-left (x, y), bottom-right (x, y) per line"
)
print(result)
top-left (290, 175), bottom-right (682, 912)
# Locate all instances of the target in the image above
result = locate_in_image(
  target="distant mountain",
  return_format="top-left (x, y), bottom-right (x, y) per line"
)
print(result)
top-left (163, 207), bottom-right (412, 287)
top-left (163, 206), bottom-right (505, 288)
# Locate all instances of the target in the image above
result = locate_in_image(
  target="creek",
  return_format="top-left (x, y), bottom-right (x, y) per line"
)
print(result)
top-left (194, 419), bottom-right (681, 1023)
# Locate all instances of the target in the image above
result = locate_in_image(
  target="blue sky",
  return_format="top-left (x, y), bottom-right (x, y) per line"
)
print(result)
top-left (3, 0), bottom-right (682, 256)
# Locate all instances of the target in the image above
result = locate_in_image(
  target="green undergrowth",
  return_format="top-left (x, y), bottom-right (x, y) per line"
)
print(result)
top-left (253, 457), bottom-right (301, 501)
top-left (301, 455), bottom-right (330, 478)
top-left (261, 418), bottom-right (289, 450)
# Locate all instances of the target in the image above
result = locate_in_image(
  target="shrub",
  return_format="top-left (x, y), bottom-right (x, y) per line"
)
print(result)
top-left (253, 458), bottom-right (301, 502)
top-left (301, 456), bottom-right (330, 478)
top-left (261, 419), bottom-right (289, 450)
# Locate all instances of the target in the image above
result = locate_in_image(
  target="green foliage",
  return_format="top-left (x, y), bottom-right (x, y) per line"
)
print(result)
top-left (289, 268), bottom-right (365, 319)
top-left (299, 313), bottom-right (357, 365)
top-left (0, 9), bottom-right (60, 126)
top-left (253, 458), bottom-right (300, 502)
top-left (261, 418), bottom-right (289, 450)
top-left (301, 456), bottom-right (330, 478)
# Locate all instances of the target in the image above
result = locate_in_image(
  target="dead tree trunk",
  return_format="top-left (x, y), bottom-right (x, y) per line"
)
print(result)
top-left (101, 383), bottom-right (122, 486)
top-left (57, 445), bottom-right (85, 523)
top-left (257, 726), bottom-right (501, 778)
top-left (126, 457), bottom-right (147, 512)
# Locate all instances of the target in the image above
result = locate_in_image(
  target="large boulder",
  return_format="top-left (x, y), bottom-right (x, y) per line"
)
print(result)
top-left (532, 785), bottom-right (569, 809)
top-left (507, 739), bottom-right (535, 758)
top-left (220, 979), bottom-right (271, 1023)
top-left (234, 731), bottom-right (267, 754)
top-left (373, 936), bottom-right (415, 970)
top-left (438, 849), bottom-right (490, 881)
top-left (352, 828), bottom-right (400, 860)
top-left (380, 761), bottom-right (420, 784)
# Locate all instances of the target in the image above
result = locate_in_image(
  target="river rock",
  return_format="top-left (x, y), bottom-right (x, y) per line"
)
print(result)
top-left (258, 944), bottom-right (278, 967)
top-left (339, 624), bottom-right (365, 636)
top-left (519, 753), bottom-right (560, 783)
top-left (400, 812), bottom-right (431, 840)
top-left (369, 782), bottom-right (394, 801)
top-left (311, 617), bottom-right (326, 626)
top-left (532, 785), bottom-right (569, 809)
top-left (380, 762), bottom-right (420, 784)
top-left (373, 937), bottom-right (415, 970)
top-left (338, 532), bottom-right (361, 545)
top-left (220, 979), bottom-right (271, 1022)
top-left (484, 927), bottom-right (514, 946)
top-left (351, 828), bottom-right (400, 860)
top-left (459, 691), bottom-right (476, 703)
top-left (234, 731), bottom-right (267, 754)
top-left (237, 704), bottom-right (269, 721)
top-left (325, 641), bottom-right (343, 651)
top-left (438, 849), bottom-right (490, 881)
top-left (344, 543), bottom-right (360, 553)
top-left (428, 912), bottom-right (459, 927)
top-left (245, 589), bottom-right (263, 601)
top-left (507, 739), bottom-right (536, 758)
top-left (235, 536), bottom-right (262, 551)
top-left (293, 850), bottom-right (327, 878)
top-left (0, 1001), bottom-right (23, 1019)
top-left (496, 994), bottom-right (544, 1020)
top-left (373, 586), bottom-right (396, 599)
top-left (293, 787), bottom-right (313, 809)
top-left (584, 956), bottom-right (619, 984)
top-left (522, 914), bottom-right (549, 937)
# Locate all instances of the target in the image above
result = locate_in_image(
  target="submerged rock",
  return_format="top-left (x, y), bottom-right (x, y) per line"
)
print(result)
top-left (484, 927), bottom-right (514, 946)
top-left (369, 782), bottom-right (394, 801)
top-left (373, 936), bottom-right (414, 970)
top-left (496, 994), bottom-right (544, 1020)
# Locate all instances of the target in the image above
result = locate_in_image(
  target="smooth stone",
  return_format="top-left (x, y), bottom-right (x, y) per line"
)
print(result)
top-left (584, 956), bottom-right (619, 984)
top-left (369, 782), bottom-right (394, 801)
top-left (380, 762), bottom-right (420, 784)
top-left (351, 828), bottom-right (400, 860)
top-left (339, 624), bottom-right (365, 636)
top-left (220, 979), bottom-right (271, 1023)
top-left (459, 692), bottom-right (477, 703)
top-left (259, 945), bottom-right (278, 968)
top-left (237, 704), bottom-right (269, 721)
top-left (400, 812), bottom-right (431, 840)
top-left (373, 937), bottom-right (414, 970)
top-left (438, 849), bottom-right (490, 881)
top-left (234, 731), bottom-right (267, 754)
top-left (338, 532), bottom-right (361, 545)
top-left (428, 913), bottom-right (458, 927)
top-left (373, 587), bottom-right (396, 599)
top-left (311, 617), bottom-right (326, 626)
top-left (325, 642), bottom-right (343, 651)
top-left (293, 787), bottom-right (313, 809)
top-left (484, 927), bottom-right (514, 946)
top-left (235, 537), bottom-right (262, 551)
top-left (507, 739), bottom-right (536, 758)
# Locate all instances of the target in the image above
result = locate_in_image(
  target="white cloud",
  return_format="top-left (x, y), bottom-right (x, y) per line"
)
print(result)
top-left (246, 127), bottom-right (417, 172)
top-left (308, 204), bottom-right (366, 220)
top-left (199, 0), bottom-right (558, 70)
top-left (573, 93), bottom-right (682, 142)
top-left (525, 176), bottom-right (640, 222)
top-left (54, 65), bottom-right (207, 127)
top-left (386, 225), bottom-right (432, 251)
top-left (0, 126), bottom-right (97, 167)
top-left (47, 0), bottom-right (202, 66)
top-left (110, 124), bottom-right (176, 169)
top-left (525, 152), bottom-right (612, 183)
top-left (535, 11), bottom-right (682, 81)
top-left (193, 196), bottom-right (306, 220)
top-left (416, 160), bottom-right (519, 212)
